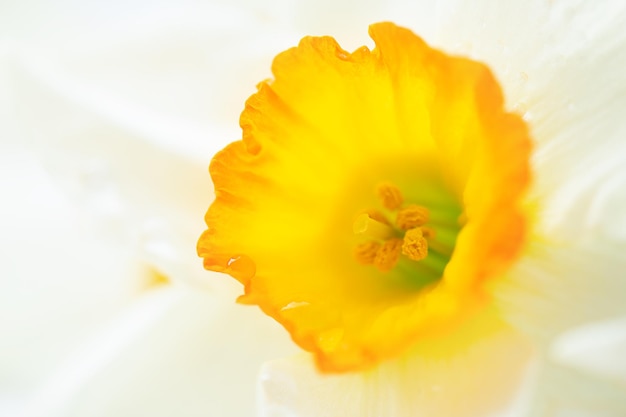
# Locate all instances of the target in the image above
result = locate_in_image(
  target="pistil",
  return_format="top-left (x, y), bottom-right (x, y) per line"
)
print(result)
top-left (353, 213), bottom-right (396, 240)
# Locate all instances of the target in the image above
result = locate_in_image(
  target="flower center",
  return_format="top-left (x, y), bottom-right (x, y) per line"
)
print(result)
top-left (354, 182), bottom-right (461, 287)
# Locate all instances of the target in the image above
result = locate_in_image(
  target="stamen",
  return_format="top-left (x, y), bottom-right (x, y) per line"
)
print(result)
top-left (353, 213), bottom-right (395, 240)
top-left (402, 227), bottom-right (428, 261)
top-left (374, 238), bottom-right (403, 272)
top-left (354, 182), bottom-right (456, 273)
top-left (396, 204), bottom-right (430, 230)
top-left (377, 182), bottom-right (404, 210)
top-left (354, 241), bottom-right (381, 265)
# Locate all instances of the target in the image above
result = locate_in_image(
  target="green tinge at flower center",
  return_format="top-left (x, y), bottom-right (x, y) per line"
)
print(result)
top-left (352, 180), bottom-right (462, 291)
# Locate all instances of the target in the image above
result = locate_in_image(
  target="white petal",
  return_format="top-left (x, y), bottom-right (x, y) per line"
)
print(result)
top-left (7, 52), bottom-right (214, 286)
top-left (5, 4), bottom-right (305, 291)
top-left (529, 359), bottom-right (626, 417)
top-left (10, 2), bottom-right (300, 160)
top-left (262, 1), bottom-right (441, 52)
top-left (0, 149), bottom-right (147, 395)
top-left (20, 286), bottom-right (297, 417)
top-left (17, 287), bottom-right (184, 417)
top-left (259, 314), bottom-right (535, 417)
top-left (455, 0), bottom-right (626, 364)
top-left (494, 239), bottom-right (626, 347)
top-left (432, 0), bottom-right (626, 241)
top-left (551, 316), bottom-right (626, 382)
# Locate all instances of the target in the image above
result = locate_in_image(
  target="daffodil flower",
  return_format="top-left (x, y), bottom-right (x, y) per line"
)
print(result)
top-left (3, 1), bottom-right (626, 416)
top-left (199, 21), bottom-right (531, 371)
top-left (198, 5), bottom-right (626, 417)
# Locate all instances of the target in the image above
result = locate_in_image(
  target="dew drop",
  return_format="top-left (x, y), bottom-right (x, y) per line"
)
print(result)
top-left (225, 254), bottom-right (256, 281)
top-left (336, 51), bottom-right (350, 60)
top-left (281, 301), bottom-right (311, 311)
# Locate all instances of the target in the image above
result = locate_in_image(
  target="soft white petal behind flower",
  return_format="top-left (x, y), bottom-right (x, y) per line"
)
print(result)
top-left (0, 148), bottom-right (146, 411)
top-left (1, 1), bottom-right (299, 415)
top-left (260, 313), bottom-right (536, 417)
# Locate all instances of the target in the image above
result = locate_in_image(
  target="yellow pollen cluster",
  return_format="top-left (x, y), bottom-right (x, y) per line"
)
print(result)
top-left (354, 241), bottom-right (381, 264)
top-left (402, 228), bottom-right (428, 261)
top-left (377, 182), bottom-right (404, 210)
top-left (396, 204), bottom-right (430, 230)
top-left (353, 182), bottom-right (436, 272)
top-left (374, 238), bottom-right (403, 271)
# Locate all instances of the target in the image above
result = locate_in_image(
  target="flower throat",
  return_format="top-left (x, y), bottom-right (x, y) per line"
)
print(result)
top-left (353, 182), bottom-right (462, 289)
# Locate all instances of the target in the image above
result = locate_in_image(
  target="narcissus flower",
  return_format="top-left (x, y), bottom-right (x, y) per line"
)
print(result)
top-left (198, 12), bottom-right (626, 417)
top-left (198, 22), bottom-right (531, 373)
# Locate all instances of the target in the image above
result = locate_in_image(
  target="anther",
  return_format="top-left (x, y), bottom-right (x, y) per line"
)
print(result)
top-left (402, 227), bottom-right (429, 261)
top-left (354, 241), bottom-right (381, 265)
top-left (396, 204), bottom-right (430, 230)
top-left (374, 238), bottom-right (403, 272)
top-left (353, 213), bottom-right (395, 240)
top-left (376, 182), bottom-right (404, 210)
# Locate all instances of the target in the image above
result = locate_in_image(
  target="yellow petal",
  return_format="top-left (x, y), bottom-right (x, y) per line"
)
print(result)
top-left (198, 22), bottom-right (532, 372)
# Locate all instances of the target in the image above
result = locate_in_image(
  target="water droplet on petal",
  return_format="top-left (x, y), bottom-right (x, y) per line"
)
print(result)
top-left (225, 255), bottom-right (256, 282)
top-left (281, 301), bottom-right (311, 311)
